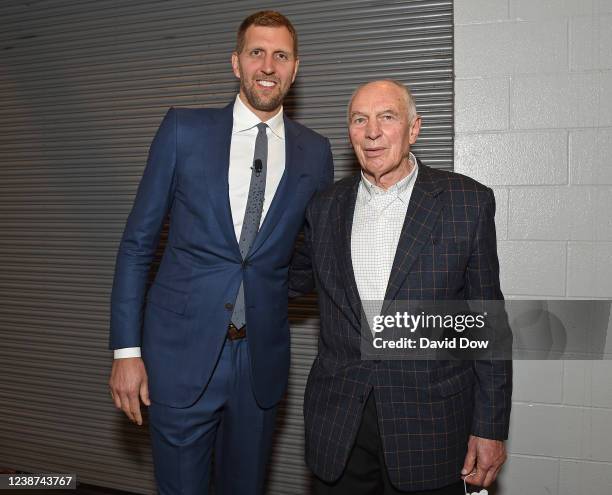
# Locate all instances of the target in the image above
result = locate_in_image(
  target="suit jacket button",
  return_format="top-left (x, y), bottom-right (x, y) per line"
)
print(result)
top-left (225, 303), bottom-right (233, 310)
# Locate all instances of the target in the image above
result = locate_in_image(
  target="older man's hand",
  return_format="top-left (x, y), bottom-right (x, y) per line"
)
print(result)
top-left (109, 357), bottom-right (150, 425)
top-left (461, 435), bottom-right (507, 488)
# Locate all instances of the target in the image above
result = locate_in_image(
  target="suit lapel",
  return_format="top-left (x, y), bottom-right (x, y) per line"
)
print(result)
top-left (333, 175), bottom-right (363, 323)
top-left (382, 162), bottom-right (443, 312)
top-left (249, 115), bottom-right (303, 256)
top-left (201, 103), bottom-right (241, 256)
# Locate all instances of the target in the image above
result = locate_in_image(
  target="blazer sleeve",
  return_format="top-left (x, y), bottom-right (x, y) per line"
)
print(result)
top-left (288, 138), bottom-right (333, 297)
top-left (466, 189), bottom-right (513, 440)
top-left (288, 200), bottom-right (316, 297)
top-left (320, 138), bottom-right (334, 190)
top-left (109, 107), bottom-right (178, 349)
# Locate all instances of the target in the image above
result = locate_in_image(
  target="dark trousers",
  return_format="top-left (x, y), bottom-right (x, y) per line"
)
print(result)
top-left (313, 393), bottom-right (464, 495)
top-left (148, 338), bottom-right (277, 495)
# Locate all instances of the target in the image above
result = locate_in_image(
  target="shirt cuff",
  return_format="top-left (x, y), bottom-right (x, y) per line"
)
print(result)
top-left (113, 347), bottom-right (141, 359)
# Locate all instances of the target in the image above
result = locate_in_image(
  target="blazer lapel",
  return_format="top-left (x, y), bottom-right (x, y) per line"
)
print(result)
top-left (382, 162), bottom-right (444, 312)
top-left (333, 175), bottom-right (363, 324)
top-left (201, 103), bottom-right (241, 256)
top-left (249, 115), bottom-right (303, 256)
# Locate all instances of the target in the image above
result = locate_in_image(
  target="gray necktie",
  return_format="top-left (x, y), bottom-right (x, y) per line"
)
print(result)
top-left (231, 122), bottom-right (268, 329)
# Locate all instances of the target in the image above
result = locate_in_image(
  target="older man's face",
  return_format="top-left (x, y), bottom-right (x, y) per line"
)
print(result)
top-left (348, 82), bottom-right (421, 186)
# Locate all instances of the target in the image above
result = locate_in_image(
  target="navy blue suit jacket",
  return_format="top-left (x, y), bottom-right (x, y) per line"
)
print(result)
top-left (291, 162), bottom-right (512, 491)
top-left (110, 103), bottom-right (333, 409)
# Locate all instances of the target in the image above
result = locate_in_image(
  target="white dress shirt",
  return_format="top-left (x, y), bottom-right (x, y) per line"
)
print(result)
top-left (114, 95), bottom-right (286, 359)
top-left (351, 154), bottom-right (418, 333)
top-left (228, 94), bottom-right (286, 240)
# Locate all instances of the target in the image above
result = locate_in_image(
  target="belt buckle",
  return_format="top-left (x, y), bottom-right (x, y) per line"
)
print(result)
top-left (228, 323), bottom-right (246, 340)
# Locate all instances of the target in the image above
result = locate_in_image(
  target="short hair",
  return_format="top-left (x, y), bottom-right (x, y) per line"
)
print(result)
top-left (236, 10), bottom-right (298, 57)
top-left (347, 79), bottom-right (418, 124)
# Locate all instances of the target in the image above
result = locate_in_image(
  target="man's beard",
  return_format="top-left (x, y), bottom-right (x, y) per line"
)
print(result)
top-left (240, 78), bottom-right (287, 112)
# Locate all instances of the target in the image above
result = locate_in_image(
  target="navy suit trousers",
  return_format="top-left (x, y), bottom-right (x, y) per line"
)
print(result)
top-left (148, 338), bottom-right (277, 495)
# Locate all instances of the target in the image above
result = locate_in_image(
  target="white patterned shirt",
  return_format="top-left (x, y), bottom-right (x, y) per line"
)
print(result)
top-left (351, 154), bottom-right (418, 331)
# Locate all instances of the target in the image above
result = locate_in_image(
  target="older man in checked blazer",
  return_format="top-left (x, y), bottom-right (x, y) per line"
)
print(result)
top-left (290, 80), bottom-right (512, 494)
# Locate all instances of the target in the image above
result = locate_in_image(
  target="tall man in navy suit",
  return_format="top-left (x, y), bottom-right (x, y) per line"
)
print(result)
top-left (108, 11), bottom-right (333, 495)
top-left (291, 80), bottom-right (511, 494)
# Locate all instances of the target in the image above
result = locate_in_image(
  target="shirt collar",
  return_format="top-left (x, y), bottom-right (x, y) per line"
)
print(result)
top-left (359, 152), bottom-right (419, 204)
top-left (232, 94), bottom-right (285, 139)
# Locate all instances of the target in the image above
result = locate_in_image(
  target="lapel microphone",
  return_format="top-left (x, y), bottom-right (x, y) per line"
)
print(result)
top-left (252, 159), bottom-right (263, 177)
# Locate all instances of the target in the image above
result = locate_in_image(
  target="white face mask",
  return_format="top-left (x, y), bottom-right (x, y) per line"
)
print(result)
top-left (465, 489), bottom-right (487, 495)
top-left (463, 473), bottom-right (488, 495)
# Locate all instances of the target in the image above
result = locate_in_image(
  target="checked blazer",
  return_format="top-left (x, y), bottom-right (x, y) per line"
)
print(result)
top-left (290, 161), bottom-right (512, 492)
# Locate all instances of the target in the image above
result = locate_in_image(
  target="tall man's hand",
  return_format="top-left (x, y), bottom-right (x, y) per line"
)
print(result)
top-left (461, 435), bottom-right (507, 487)
top-left (109, 357), bottom-right (151, 425)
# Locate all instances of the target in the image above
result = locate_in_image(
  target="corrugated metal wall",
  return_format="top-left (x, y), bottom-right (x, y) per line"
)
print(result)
top-left (0, 1), bottom-right (453, 493)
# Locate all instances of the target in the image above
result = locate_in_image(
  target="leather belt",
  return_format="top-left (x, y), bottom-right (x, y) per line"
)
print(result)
top-left (227, 323), bottom-right (246, 340)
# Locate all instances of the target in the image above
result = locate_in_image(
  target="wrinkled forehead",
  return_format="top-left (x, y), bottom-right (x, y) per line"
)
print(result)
top-left (350, 85), bottom-right (407, 115)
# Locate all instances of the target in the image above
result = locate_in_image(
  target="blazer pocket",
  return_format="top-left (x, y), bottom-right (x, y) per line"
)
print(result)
top-left (428, 238), bottom-right (472, 259)
top-left (432, 368), bottom-right (475, 397)
top-left (146, 283), bottom-right (189, 315)
top-left (430, 237), bottom-right (470, 248)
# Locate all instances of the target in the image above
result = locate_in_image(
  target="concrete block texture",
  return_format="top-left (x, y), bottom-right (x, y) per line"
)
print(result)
top-left (456, 1), bottom-right (612, 492)
top-left (599, 71), bottom-right (612, 126)
top-left (597, 0), bottom-right (612, 14)
top-left (511, 73), bottom-right (600, 129)
top-left (508, 187), bottom-right (612, 241)
top-left (498, 241), bottom-right (566, 296)
top-left (559, 460), bottom-right (612, 495)
top-left (492, 187), bottom-right (509, 240)
top-left (507, 403), bottom-right (588, 458)
top-left (589, 408), bottom-right (612, 462)
top-left (512, 361), bottom-right (563, 404)
top-left (570, 128), bottom-right (612, 185)
top-left (455, 131), bottom-right (567, 186)
top-left (600, 17), bottom-right (612, 70)
top-left (564, 361), bottom-right (612, 408)
top-left (570, 16), bottom-right (612, 71)
top-left (455, 78), bottom-right (509, 132)
top-left (570, 17), bottom-right (597, 72)
top-left (511, 0), bottom-right (605, 19)
top-left (455, 0), bottom-right (509, 25)
top-left (494, 455), bottom-right (559, 495)
top-left (563, 361), bottom-right (592, 407)
top-left (567, 242), bottom-right (612, 297)
top-left (590, 362), bottom-right (612, 408)
top-left (455, 20), bottom-right (567, 77)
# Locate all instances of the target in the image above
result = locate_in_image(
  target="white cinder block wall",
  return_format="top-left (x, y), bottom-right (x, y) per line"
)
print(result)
top-left (454, 1), bottom-right (612, 494)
